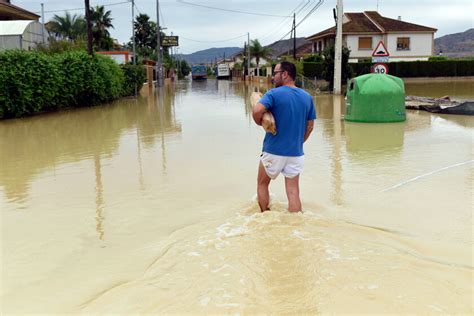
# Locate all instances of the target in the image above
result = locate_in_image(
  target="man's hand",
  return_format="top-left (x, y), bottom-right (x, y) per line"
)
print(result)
top-left (252, 102), bottom-right (266, 126)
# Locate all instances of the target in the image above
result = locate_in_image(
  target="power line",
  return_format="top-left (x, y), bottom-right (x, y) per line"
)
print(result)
top-left (180, 33), bottom-right (247, 43)
top-left (259, 0), bottom-right (315, 43)
top-left (176, 0), bottom-right (291, 18)
top-left (159, 6), bottom-right (166, 28)
top-left (134, 2), bottom-right (142, 15)
top-left (274, 0), bottom-right (324, 44)
top-left (35, 1), bottom-right (130, 14)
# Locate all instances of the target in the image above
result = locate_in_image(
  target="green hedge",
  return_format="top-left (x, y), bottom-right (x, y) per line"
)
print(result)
top-left (0, 50), bottom-right (144, 119)
top-left (121, 63), bottom-right (146, 97)
top-left (303, 60), bottom-right (474, 79)
top-left (303, 62), bottom-right (324, 78)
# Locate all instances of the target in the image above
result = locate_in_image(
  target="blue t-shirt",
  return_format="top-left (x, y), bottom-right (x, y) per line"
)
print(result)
top-left (259, 86), bottom-right (316, 156)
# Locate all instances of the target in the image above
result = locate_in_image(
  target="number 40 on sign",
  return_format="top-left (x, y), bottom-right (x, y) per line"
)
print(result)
top-left (372, 63), bottom-right (389, 74)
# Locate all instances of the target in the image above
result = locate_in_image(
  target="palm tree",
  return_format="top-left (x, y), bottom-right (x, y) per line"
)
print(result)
top-left (249, 39), bottom-right (272, 76)
top-left (47, 12), bottom-right (86, 41)
top-left (133, 14), bottom-right (157, 50)
top-left (90, 5), bottom-right (114, 50)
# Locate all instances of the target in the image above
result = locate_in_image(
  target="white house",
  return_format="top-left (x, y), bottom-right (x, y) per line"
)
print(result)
top-left (230, 51), bottom-right (271, 76)
top-left (306, 11), bottom-right (437, 62)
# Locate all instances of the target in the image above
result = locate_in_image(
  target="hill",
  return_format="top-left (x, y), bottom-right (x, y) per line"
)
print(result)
top-left (435, 29), bottom-right (474, 58)
top-left (265, 37), bottom-right (310, 58)
top-left (178, 37), bottom-right (312, 65)
top-left (178, 47), bottom-right (241, 65)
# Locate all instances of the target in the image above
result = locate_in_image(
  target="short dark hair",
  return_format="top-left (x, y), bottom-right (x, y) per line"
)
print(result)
top-left (279, 61), bottom-right (296, 81)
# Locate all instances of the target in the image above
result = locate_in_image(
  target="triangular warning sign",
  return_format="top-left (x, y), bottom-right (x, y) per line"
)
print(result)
top-left (372, 41), bottom-right (389, 57)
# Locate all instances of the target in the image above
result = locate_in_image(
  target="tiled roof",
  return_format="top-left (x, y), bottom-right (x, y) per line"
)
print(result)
top-left (278, 42), bottom-right (313, 57)
top-left (306, 11), bottom-right (436, 40)
top-left (364, 11), bottom-right (437, 32)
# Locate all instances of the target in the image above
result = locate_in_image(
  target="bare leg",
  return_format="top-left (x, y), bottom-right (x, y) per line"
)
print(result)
top-left (285, 175), bottom-right (301, 212)
top-left (257, 161), bottom-right (271, 212)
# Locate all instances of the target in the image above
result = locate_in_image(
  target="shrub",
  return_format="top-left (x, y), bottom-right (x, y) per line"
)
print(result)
top-left (302, 62), bottom-right (324, 78)
top-left (347, 60), bottom-right (474, 78)
top-left (121, 63), bottom-right (146, 96)
top-left (35, 38), bottom-right (87, 55)
top-left (321, 45), bottom-right (353, 91)
top-left (0, 50), bottom-right (126, 119)
top-left (428, 56), bottom-right (448, 61)
top-left (0, 50), bottom-right (62, 117)
top-left (303, 54), bottom-right (323, 63)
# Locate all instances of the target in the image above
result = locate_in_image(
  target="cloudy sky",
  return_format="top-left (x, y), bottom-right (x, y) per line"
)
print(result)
top-left (14, 0), bottom-right (474, 54)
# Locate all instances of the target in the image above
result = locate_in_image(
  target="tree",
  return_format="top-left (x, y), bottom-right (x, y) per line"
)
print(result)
top-left (129, 14), bottom-right (170, 62)
top-left (321, 45), bottom-right (352, 91)
top-left (249, 39), bottom-right (272, 76)
top-left (90, 5), bottom-right (114, 51)
top-left (178, 59), bottom-right (190, 78)
top-left (47, 12), bottom-right (86, 41)
top-left (131, 14), bottom-right (157, 60)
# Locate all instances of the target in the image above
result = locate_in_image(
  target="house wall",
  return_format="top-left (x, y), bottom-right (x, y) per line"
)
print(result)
top-left (345, 32), bottom-right (434, 62)
top-left (385, 33), bottom-right (433, 59)
top-left (233, 56), bottom-right (269, 67)
top-left (345, 34), bottom-right (383, 58)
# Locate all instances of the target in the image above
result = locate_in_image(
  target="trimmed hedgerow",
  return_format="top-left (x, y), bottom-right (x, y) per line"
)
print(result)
top-left (0, 50), bottom-right (145, 119)
top-left (120, 63), bottom-right (146, 97)
top-left (303, 60), bottom-right (474, 79)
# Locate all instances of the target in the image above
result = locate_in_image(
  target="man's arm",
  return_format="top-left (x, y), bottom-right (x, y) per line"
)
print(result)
top-left (252, 102), bottom-right (267, 126)
top-left (303, 120), bottom-right (314, 142)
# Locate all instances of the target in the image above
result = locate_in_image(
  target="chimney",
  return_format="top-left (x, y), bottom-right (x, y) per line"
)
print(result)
top-left (398, 16), bottom-right (402, 21)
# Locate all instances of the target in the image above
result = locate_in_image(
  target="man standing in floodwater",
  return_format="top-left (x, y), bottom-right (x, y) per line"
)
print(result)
top-left (252, 61), bottom-right (316, 212)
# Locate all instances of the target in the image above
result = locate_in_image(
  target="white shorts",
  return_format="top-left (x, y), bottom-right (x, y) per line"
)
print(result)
top-left (260, 152), bottom-right (304, 179)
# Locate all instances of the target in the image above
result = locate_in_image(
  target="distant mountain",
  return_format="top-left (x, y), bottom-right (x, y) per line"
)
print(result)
top-left (178, 37), bottom-right (312, 65)
top-left (265, 37), bottom-right (310, 58)
top-left (435, 29), bottom-right (474, 58)
top-left (178, 47), bottom-right (241, 65)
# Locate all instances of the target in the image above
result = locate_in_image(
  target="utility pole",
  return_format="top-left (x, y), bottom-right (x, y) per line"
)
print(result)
top-left (131, 0), bottom-right (137, 95)
top-left (41, 3), bottom-right (45, 43)
top-left (131, 0), bottom-right (136, 65)
top-left (85, 0), bottom-right (93, 55)
top-left (293, 13), bottom-right (296, 60)
top-left (176, 47), bottom-right (180, 79)
top-left (247, 32), bottom-right (250, 79)
top-left (156, 0), bottom-right (162, 86)
top-left (333, 0), bottom-right (343, 94)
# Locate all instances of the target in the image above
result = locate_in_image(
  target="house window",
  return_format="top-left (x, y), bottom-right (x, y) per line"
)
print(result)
top-left (397, 37), bottom-right (410, 50)
top-left (358, 37), bottom-right (372, 50)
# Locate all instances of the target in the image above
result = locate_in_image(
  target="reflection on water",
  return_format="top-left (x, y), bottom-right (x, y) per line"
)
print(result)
top-left (405, 79), bottom-right (474, 100)
top-left (0, 85), bottom-right (181, 205)
top-left (345, 122), bottom-right (405, 157)
top-left (1, 79), bottom-right (472, 314)
top-left (332, 95), bottom-right (343, 206)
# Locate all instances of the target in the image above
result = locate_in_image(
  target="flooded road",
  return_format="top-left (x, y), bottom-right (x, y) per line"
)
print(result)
top-left (1, 79), bottom-right (473, 314)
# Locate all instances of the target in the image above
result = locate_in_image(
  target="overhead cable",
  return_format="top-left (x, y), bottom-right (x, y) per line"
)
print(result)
top-left (180, 33), bottom-right (248, 43)
top-left (35, 1), bottom-right (130, 14)
top-left (259, 0), bottom-right (315, 42)
top-left (274, 0), bottom-right (324, 44)
top-left (176, 0), bottom-right (291, 18)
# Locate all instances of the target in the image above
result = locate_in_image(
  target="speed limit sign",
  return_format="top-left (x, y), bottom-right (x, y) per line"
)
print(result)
top-left (372, 63), bottom-right (389, 74)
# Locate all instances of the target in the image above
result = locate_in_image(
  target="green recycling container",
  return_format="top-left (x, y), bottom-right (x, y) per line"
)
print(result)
top-left (345, 73), bottom-right (406, 122)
